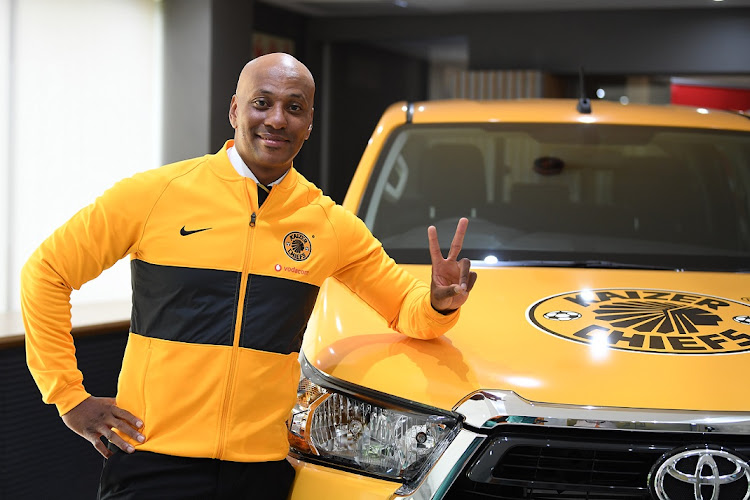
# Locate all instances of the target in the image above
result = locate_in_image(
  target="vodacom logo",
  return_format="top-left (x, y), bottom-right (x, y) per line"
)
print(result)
top-left (527, 289), bottom-right (750, 354)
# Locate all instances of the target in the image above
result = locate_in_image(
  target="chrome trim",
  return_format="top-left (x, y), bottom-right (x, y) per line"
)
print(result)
top-left (456, 390), bottom-right (750, 433)
top-left (391, 429), bottom-right (485, 500)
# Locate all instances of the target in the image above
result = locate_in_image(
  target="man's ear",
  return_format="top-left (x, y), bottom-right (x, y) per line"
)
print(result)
top-left (305, 107), bottom-right (314, 139)
top-left (228, 95), bottom-right (238, 128)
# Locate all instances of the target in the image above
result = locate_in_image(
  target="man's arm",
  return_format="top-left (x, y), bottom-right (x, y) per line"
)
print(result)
top-left (21, 254), bottom-right (145, 457)
top-left (331, 208), bottom-right (476, 339)
top-left (21, 174), bottom-right (153, 457)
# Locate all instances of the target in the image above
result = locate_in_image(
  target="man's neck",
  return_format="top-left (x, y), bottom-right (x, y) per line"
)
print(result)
top-left (226, 146), bottom-right (290, 186)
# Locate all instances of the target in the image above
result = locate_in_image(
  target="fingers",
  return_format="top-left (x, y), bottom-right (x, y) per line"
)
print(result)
top-left (112, 421), bottom-right (146, 446)
top-left (457, 258), bottom-right (471, 290)
top-left (92, 437), bottom-right (113, 459)
top-left (427, 225), bottom-right (443, 264)
top-left (88, 425), bottom-right (132, 458)
top-left (433, 271), bottom-right (471, 301)
top-left (90, 417), bottom-right (140, 455)
top-left (432, 283), bottom-right (462, 303)
top-left (104, 428), bottom-right (136, 455)
top-left (431, 264), bottom-right (477, 312)
top-left (429, 220), bottom-right (475, 312)
top-left (112, 406), bottom-right (145, 437)
top-left (429, 217), bottom-right (470, 263)
top-left (456, 259), bottom-right (478, 292)
top-left (107, 408), bottom-right (145, 448)
top-left (62, 397), bottom-right (145, 457)
top-left (467, 271), bottom-right (478, 292)
top-left (447, 218), bottom-right (469, 261)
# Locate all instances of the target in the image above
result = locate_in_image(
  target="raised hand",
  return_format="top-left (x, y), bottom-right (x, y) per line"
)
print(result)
top-left (428, 217), bottom-right (478, 312)
top-left (61, 396), bottom-right (145, 458)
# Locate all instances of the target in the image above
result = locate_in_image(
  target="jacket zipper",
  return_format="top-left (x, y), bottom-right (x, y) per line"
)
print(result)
top-left (215, 186), bottom-right (262, 459)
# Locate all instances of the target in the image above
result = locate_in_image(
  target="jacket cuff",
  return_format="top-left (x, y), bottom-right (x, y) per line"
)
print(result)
top-left (417, 291), bottom-right (460, 338)
top-left (54, 385), bottom-right (92, 416)
top-left (425, 294), bottom-right (461, 323)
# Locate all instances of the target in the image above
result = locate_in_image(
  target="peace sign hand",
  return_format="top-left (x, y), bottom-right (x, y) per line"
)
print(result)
top-left (428, 217), bottom-right (478, 313)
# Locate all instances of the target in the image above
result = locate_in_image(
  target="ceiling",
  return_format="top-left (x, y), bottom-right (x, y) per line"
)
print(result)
top-left (258, 0), bottom-right (750, 89)
top-left (261, 0), bottom-right (750, 17)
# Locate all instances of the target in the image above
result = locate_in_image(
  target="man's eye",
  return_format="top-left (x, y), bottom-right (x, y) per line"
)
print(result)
top-left (289, 104), bottom-right (302, 112)
top-left (254, 99), bottom-right (269, 108)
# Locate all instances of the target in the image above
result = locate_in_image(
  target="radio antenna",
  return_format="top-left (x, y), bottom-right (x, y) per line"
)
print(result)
top-left (577, 66), bottom-right (592, 114)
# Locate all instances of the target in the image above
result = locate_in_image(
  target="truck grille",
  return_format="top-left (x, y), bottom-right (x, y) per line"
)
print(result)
top-left (444, 426), bottom-right (750, 500)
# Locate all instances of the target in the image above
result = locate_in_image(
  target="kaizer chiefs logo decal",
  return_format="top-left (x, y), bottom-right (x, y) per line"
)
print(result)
top-left (528, 289), bottom-right (750, 354)
top-left (283, 231), bottom-right (311, 262)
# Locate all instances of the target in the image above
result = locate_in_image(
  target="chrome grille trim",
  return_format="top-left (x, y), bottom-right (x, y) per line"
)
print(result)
top-left (392, 429), bottom-right (485, 500)
top-left (455, 390), bottom-right (750, 433)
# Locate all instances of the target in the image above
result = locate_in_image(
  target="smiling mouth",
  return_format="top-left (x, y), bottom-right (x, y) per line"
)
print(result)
top-left (258, 134), bottom-right (289, 146)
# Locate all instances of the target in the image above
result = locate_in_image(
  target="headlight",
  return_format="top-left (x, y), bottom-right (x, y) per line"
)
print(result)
top-left (288, 355), bottom-right (461, 488)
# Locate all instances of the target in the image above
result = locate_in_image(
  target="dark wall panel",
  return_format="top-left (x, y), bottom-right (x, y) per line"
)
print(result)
top-left (326, 43), bottom-right (428, 203)
top-left (1, 331), bottom-right (128, 500)
top-left (210, 0), bottom-right (256, 152)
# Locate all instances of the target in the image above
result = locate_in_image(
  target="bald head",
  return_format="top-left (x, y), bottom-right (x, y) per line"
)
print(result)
top-left (236, 53), bottom-right (315, 97)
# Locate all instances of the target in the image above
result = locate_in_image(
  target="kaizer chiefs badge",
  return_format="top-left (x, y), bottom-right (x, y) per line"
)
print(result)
top-left (283, 231), bottom-right (312, 262)
top-left (528, 289), bottom-right (750, 355)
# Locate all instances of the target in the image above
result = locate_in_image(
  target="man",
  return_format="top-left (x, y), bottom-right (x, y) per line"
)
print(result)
top-left (21, 53), bottom-right (477, 499)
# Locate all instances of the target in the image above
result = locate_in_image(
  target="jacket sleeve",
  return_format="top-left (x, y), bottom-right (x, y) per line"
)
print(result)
top-left (20, 172), bottom-right (160, 416)
top-left (329, 205), bottom-right (459, 339)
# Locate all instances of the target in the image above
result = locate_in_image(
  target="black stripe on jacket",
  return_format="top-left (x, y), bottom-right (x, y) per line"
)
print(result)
top-left (131, 260), bottom-right (240, 346)
top-left (131, 260), bottom-right (319, 353)
top-left (240, 274), bottom-right (319, 354)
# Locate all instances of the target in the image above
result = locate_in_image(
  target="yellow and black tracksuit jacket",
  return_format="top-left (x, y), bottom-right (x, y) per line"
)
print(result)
top-left (21, 141), bottom-right (459, 462)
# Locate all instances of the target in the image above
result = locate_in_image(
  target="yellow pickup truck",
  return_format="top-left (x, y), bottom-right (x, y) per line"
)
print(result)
top-left (287, 99), bottom-right (750, 500)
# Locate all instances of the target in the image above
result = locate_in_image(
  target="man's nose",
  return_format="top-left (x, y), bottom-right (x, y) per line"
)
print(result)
top-left (265, 105), bottom-right (287, 129)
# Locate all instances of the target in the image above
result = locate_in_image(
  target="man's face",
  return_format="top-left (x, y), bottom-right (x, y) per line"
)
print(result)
top-left (229, 62), bottom-right (314, 181)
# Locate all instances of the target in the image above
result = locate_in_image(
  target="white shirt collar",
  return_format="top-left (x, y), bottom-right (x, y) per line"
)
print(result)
top-left (227, 146), bottom-right (288, 186)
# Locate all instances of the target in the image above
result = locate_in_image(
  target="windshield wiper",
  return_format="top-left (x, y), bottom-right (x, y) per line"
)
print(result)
top-left (568, 260), bottom-right (683, 270)
top-left (474, 259), bottom-right (682, 271)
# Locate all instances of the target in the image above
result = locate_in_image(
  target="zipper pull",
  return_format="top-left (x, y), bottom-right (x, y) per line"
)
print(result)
top-left (250, 212), bottom-right (256, 227)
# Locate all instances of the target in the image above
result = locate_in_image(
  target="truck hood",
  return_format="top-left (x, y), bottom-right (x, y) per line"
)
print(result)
top-left (301, 265), bottom-right (750, 413)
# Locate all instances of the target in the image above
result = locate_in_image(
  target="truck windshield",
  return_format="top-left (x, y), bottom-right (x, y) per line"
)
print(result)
top-left (358, 123), bottom-right (750, 271)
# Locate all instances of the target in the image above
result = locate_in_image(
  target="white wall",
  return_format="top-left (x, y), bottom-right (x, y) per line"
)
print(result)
top-left (1, 0), bottom-right (11, 313)
top-left (4, 0), bottom-right (163, 313)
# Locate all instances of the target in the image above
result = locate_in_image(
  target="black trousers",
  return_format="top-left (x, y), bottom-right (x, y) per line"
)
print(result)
top-left (98, 443), bottom-right (295, 500)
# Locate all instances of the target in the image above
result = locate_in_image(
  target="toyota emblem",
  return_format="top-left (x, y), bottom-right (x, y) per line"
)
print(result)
top-left (650, 447), bottom-right (750, 500)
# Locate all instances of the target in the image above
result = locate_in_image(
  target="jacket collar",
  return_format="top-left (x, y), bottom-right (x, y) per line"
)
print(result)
top-left (210, 140), bottom-right (299, 189)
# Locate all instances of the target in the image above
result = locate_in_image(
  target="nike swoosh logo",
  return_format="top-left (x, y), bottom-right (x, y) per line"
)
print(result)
top-left (180, 226), bottom-right (212, 236)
